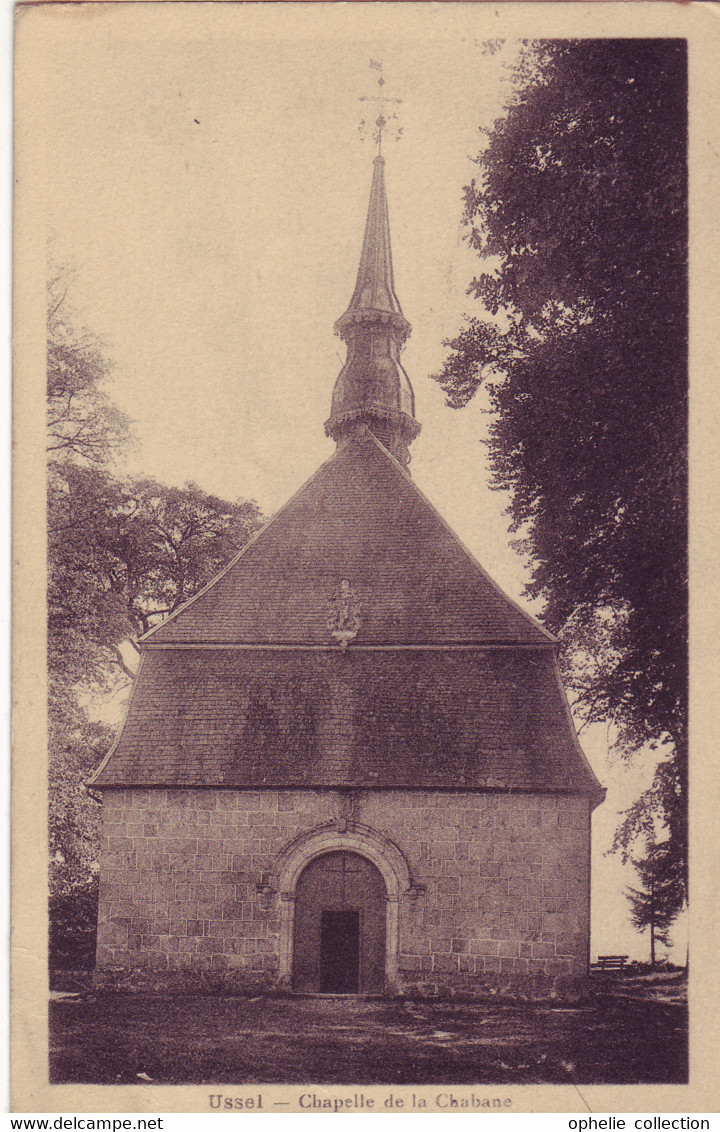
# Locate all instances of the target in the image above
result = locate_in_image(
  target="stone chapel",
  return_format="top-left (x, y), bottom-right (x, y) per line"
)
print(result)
top-left (91, 151), bottom-right (604, 997)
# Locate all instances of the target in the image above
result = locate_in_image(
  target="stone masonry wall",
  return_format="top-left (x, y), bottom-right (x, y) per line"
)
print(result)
top-left (96, 788), bottom-right (590, 996)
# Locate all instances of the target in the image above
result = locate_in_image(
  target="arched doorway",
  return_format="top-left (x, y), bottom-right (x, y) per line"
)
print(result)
top-left (292, 851), bottom-right (386, 993)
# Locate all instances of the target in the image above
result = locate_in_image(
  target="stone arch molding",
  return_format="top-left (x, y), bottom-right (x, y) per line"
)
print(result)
top-left (274, 822), bottom-right (413, 991)
top-left (274, 822), bottom-right (412, 898)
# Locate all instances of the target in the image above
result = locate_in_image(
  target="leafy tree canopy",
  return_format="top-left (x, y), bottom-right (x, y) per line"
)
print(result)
top-left (47, 274), bottom-right (131, 466)
top-left (47, 274), bottom-right (263, 910)
top-left (49, 465), bottom-right (262, 691)
top-left (434, 39), bottom-right (687, 895)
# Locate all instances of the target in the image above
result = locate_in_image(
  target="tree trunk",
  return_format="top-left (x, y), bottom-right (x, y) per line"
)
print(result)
top-left (650, 877), bottom-right (656, 969)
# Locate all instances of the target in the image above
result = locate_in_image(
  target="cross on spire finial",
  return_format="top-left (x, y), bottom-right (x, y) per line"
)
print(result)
top-left (358, 60), bottom-right (402, 155)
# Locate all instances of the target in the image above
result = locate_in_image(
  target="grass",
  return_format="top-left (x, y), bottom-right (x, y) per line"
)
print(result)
top-left (49, 971), bottom-right (687, 1086)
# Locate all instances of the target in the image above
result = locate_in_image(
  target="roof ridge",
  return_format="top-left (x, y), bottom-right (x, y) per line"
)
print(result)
top-left (139, 443), bottom-right (345, 643)
top-left (361, 430), bottom-right (555, 645)
top-left (142, 430), bottom-right (554, 647)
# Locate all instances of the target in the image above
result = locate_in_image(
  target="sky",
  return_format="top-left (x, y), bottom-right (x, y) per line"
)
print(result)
top-left (32, 2), bottom-right (686, 961)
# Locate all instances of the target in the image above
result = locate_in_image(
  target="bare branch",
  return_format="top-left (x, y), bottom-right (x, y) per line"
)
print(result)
top-left (111, 648), bottom-right (138, 682)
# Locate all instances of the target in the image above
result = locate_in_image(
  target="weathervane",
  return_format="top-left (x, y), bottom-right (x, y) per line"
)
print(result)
top-left (358, 60), bottom-right (403, 154)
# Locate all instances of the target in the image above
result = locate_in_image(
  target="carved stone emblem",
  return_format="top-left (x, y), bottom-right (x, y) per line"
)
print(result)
top-left (327, 579), bottom-right (362, 649)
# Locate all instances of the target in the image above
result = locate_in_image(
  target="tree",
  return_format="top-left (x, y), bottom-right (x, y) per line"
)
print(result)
top-left (48, 693), bottom-right (112, 969)
top-left (626, 840), bottom-right (685, 967)
top-left (433, 40), bottom-right (688, 910)
top-left (46, 275), bottom-right (264, 962)
top-left (47, 276), bottom-right (130, 925)
top-left (48, 464), bottom-right (262, 692)
top-left (47, 272), bottom-right (131, 466)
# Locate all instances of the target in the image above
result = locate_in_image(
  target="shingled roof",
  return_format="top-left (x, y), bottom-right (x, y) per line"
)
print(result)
top-left (92, 432), bottom-right (603, 802)
top-left (142, 431), bottom-right (552, 648)
top-left (91, 646), bottom-right (602, 801)
top-left (91, 147), bottom-right (603, 806)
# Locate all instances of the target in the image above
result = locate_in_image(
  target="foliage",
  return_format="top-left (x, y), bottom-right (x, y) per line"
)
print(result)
top-left (48, 463), bottom-right (262, 693)
top-left (46, 274), bottom-right (263, 939)
top-left (47, 274), bottom-right (131, 466)
top-left (49, 876), bottom-right (99, 971)
top-left (48, 689), bottom-right (111, 887)
top-left (47, 554), bottom-right (112, 961)
top-left (434, 40), bottom-right (687, 898)
top-left (626, 840), bottom-right (685, 966)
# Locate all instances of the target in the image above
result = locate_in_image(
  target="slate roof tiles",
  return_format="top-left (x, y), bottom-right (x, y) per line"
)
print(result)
top-left (142, 433), bottom-right (552, 648)
top-left (92, 431), bottom-right (603, 804)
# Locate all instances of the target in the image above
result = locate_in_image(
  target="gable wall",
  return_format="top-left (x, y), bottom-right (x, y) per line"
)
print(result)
top-left (96, 786), bottom-right (590, 996)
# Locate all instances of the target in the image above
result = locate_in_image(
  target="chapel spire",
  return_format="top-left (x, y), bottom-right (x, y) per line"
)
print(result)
top-left (325, 152), bottom-right (420, 468)
top-left (337, 154), bottom-right (407, 328)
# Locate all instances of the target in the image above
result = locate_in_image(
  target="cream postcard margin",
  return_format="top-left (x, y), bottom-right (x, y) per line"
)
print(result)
top-left (12, 0), bottom-right (720, 1115)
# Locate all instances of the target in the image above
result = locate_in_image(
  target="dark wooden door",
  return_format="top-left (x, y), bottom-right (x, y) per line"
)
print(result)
top-left (292, 851), bottom-right (386, 993)
top-left (320, 910), bottom-right (360, 992)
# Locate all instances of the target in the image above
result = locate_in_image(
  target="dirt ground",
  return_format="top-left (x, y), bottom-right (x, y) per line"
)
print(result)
top-left (49, 973), bottom-right (687, 1086)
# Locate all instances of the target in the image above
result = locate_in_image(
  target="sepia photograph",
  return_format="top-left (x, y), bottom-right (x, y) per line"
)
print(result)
top-left (11, 0), bottom-right (718, 1114)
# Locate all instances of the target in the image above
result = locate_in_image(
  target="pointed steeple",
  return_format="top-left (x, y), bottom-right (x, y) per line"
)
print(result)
top-left (338, 155), bottom-right (407, 329)
top-left (325, 155), bottom-right (420, 468)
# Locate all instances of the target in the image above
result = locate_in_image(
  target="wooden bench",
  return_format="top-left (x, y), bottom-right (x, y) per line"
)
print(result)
top-left (591, 955), bottom-right (629, 974)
